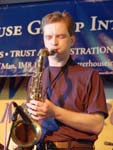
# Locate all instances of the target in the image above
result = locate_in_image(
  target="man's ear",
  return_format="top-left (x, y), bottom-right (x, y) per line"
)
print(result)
top-left (71, 35), bottom-right (76, 46)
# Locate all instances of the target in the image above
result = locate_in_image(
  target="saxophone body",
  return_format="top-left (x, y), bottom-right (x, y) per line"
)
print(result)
top-left (11, 48), bottom-right (55, 149)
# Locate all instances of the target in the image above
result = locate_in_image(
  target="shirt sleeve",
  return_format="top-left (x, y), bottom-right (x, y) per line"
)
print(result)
top-left (86, 70), bottom-right (108, 118)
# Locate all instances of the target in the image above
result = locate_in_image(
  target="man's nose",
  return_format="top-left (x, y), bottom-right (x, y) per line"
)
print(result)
top-left (51, 37), bottom-right (58, 45)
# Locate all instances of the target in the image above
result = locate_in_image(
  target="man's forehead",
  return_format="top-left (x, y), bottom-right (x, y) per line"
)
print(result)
top-left (43, 22), bottom-right (68, 34)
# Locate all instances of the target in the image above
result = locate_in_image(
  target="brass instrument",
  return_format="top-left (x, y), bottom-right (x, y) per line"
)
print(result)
top-left (11, 48), bottom-right (56, 149)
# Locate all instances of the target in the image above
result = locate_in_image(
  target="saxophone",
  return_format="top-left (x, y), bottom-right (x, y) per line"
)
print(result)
top-left (11, 48), bottom-right (56, 149)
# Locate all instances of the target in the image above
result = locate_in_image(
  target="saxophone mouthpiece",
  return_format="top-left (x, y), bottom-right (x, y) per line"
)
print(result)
top-left (38, 48), bottom-right (56, 56)
top-left (49, 49), bottom-right (56, 55)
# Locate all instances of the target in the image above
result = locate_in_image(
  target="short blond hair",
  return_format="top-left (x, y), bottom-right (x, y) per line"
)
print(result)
top-left (41, 11), bottom-right (75, 36)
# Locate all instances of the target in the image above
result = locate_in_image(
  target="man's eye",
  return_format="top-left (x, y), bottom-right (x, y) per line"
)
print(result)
top-left (58, 34), bottom-right (66, 39)
top-left (45, 36), bottom-right (52, 40)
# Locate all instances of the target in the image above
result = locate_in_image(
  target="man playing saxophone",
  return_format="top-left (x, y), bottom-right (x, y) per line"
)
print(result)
top-left (26, 11), bottom-right (108, 150)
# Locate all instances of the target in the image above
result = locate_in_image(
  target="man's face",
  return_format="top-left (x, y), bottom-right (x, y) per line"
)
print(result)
top-left (43, 21), bottom-right (75, 59)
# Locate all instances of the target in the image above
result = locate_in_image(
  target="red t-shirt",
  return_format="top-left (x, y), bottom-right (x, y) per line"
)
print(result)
top-left (41, 57), bottom-right (108, 142)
